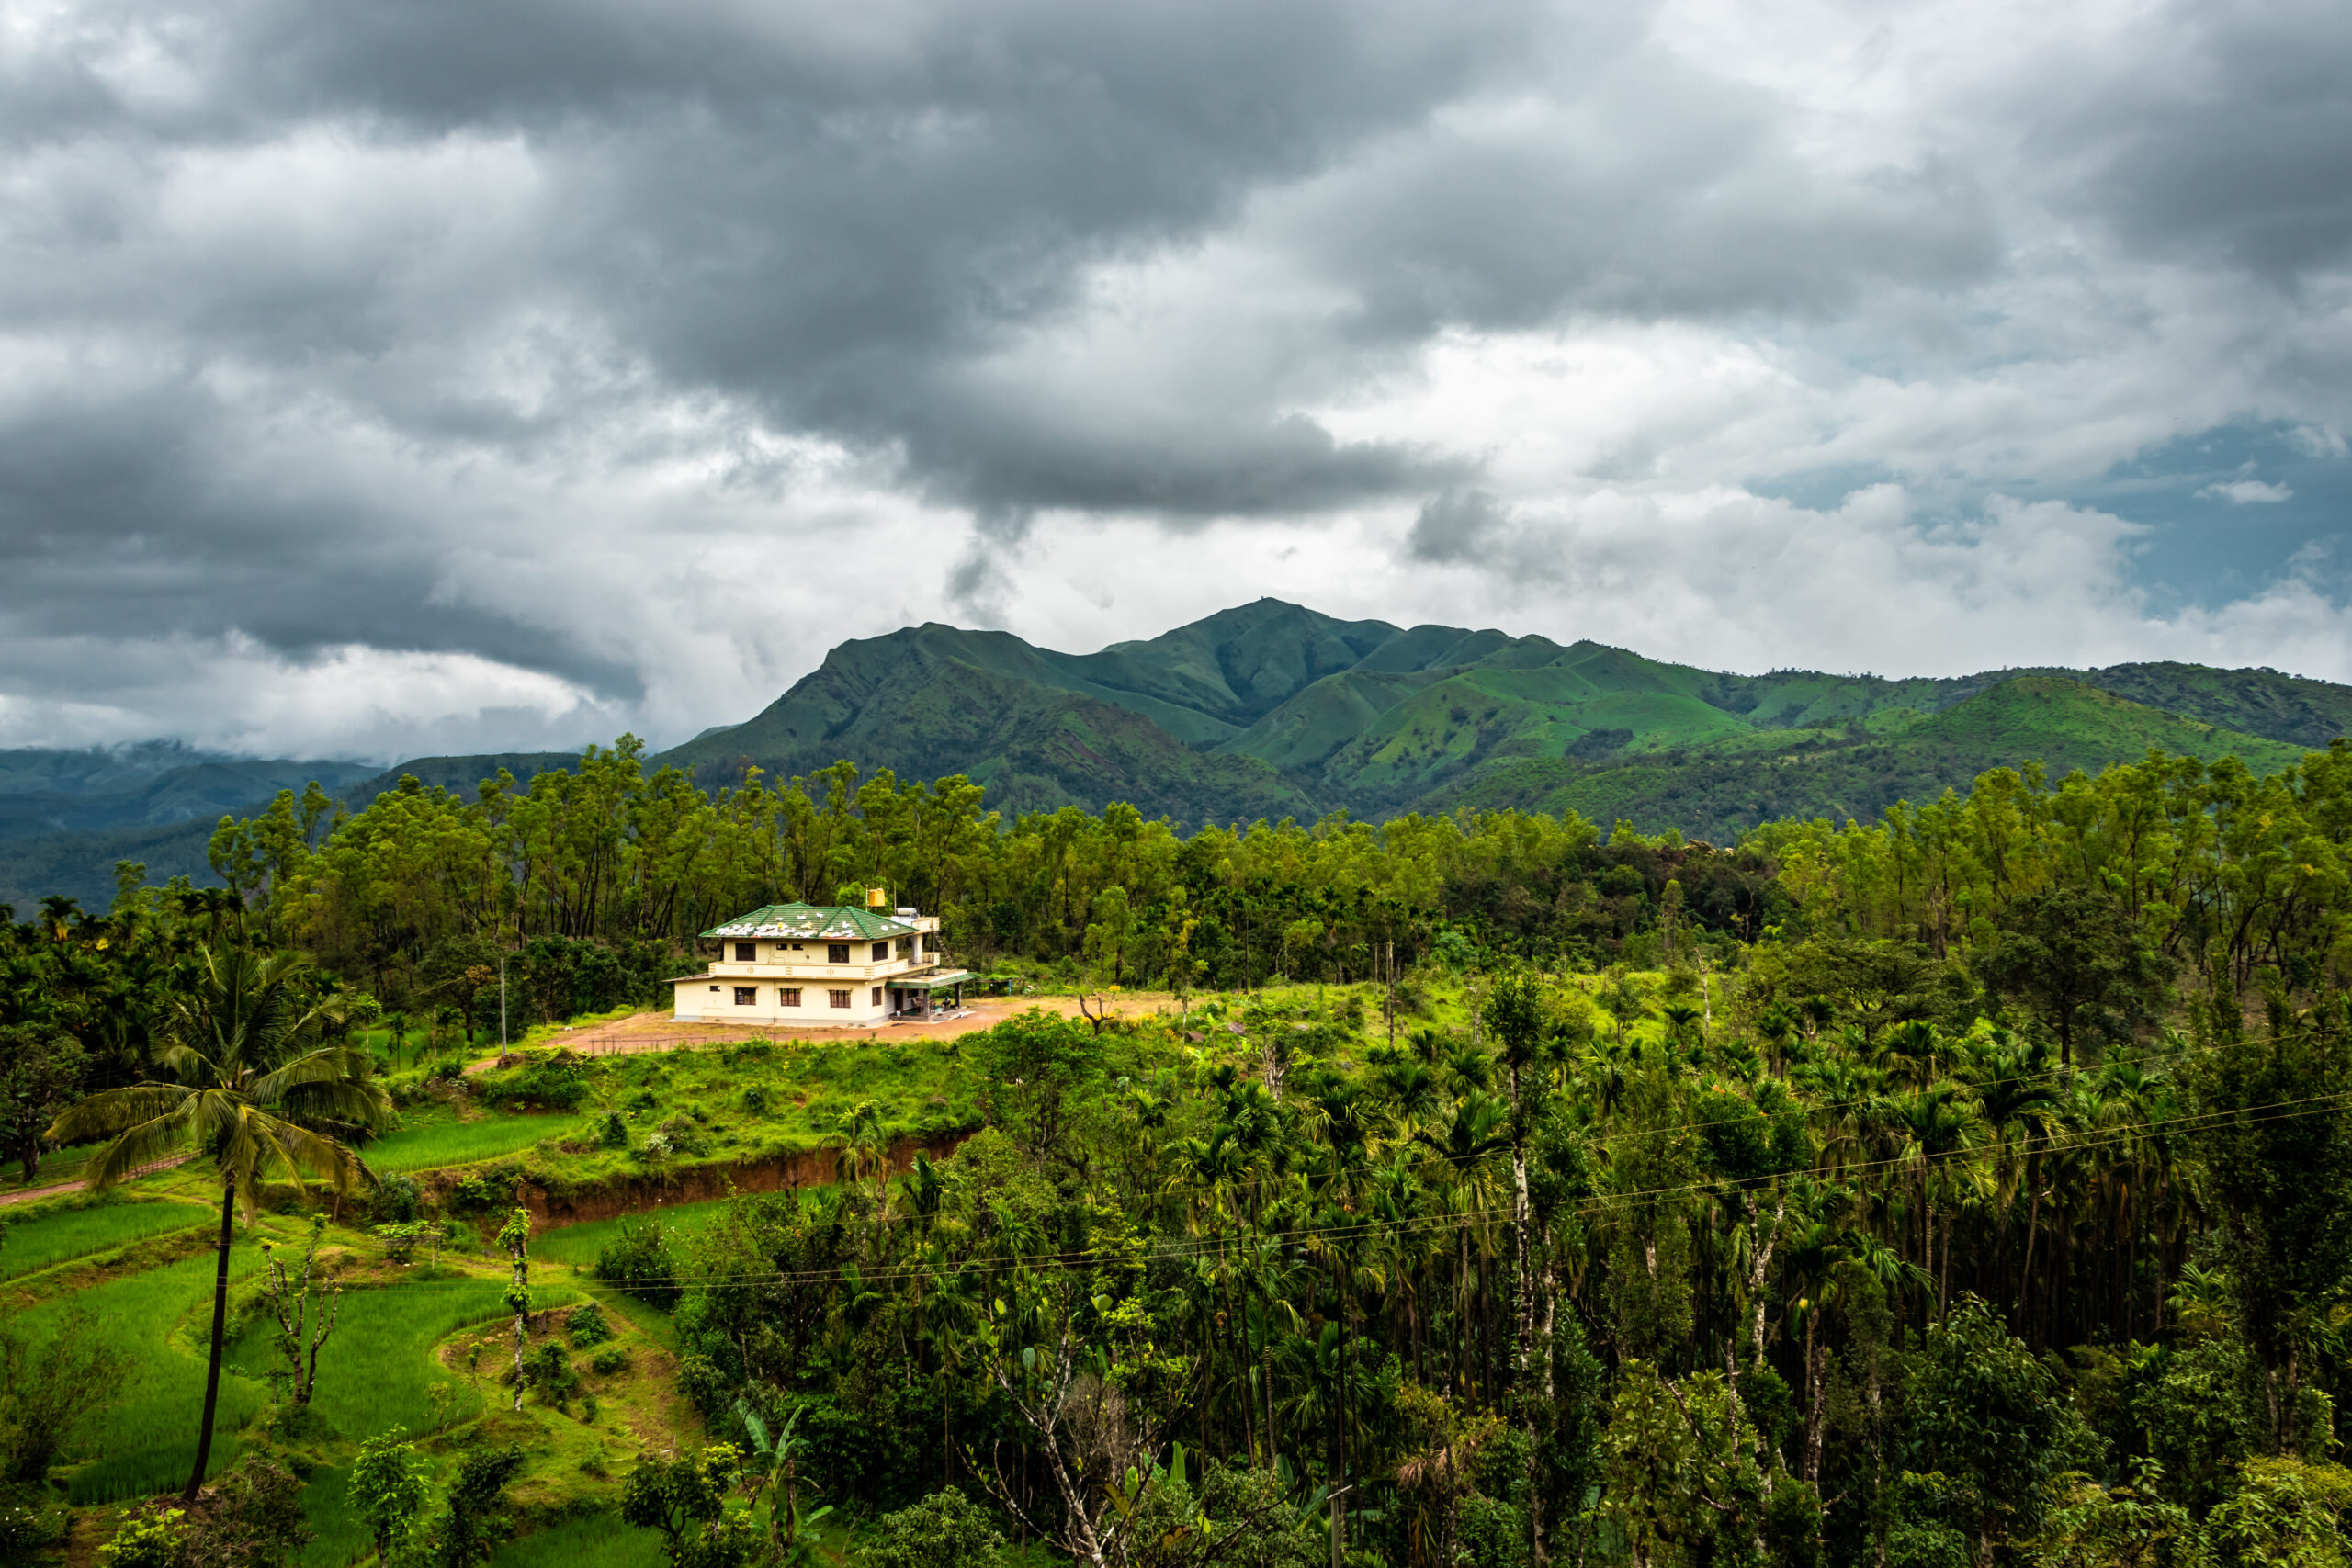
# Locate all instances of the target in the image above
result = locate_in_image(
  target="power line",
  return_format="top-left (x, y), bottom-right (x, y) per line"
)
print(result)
top-left (325, 1081), bottom-right (2352, 1298)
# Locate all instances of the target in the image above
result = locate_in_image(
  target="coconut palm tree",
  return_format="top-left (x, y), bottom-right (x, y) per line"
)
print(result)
top-left (47, 946), bottom-right (389, 1500)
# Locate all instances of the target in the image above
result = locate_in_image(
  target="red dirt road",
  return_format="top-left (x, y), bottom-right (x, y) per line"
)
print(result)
top-left (466, 991), bottom-right (1180, 1070)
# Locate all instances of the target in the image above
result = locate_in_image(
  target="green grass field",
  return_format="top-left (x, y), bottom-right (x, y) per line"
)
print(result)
top-left (26, 1240), bottom-right (277, 1502)
top-left (487, 1516), bottom-right (669, 1567)
top-left (225, 1275), bottom-right (584, 1442)
top-left (535, 1194), bottom-right (751, 1270)
top-left (365, 1111), bottom-right (574, 1172)
top-left (297, 1462), bottom-right (374, 1567)
top-left (0, 1200), bottom-right (215, 1280)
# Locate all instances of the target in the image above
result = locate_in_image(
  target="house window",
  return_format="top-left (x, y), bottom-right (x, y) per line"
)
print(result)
top-left (733, 987), bottom-right (758, 1007)
top-left (707, 985), bottom-right (720, 992)
top-left (828, 988), bottom-right (852, 1009)
top-left (734, 942), bottom-right (756, 962)
top-left (871, 941), bottom-right (888, 961)
top-left (871, 987), bottom-right (883, 1007)
top-left (828, 943), bottom-right (850, 964)
top-left (781, 987), bottom-right (802, 1008)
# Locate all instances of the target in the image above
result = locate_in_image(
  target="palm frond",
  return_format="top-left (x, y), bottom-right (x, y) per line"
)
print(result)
top-left (158, 1043), bottom-right (222, 1088)
top-left (250, 1110), bottom-right (368, 1195)
top-left (49, 1083), bottom-right (193, 1144)
top-left (251, 1046), bottom-right (385, 1105)
top-left (86, 1106), bottom-right (202, 1190)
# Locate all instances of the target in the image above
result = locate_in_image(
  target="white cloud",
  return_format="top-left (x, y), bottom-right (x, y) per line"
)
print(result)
top-left (2, 0), bottom-right (2351, 759)
top-left (2199, 479), bottom-right (2295, 504)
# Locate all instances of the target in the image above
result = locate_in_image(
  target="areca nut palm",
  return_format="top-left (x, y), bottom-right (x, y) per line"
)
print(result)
top-left (48, 946), bottom-right (391, 1501)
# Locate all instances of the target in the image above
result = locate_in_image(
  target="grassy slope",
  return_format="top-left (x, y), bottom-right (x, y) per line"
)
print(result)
top-left (2084, 661), bottom-right (2352, 750)
top-left (0, 1200), bottom-right (214, 1280)
top-left (1431, 675), bottom-right (2314, 838)
top-left (24, 1241), bottom-right (277, 1500)
top-left (366, 1110), bottom-right (574, 1172)
top-left (661, 637), bottom-right (1309, 824)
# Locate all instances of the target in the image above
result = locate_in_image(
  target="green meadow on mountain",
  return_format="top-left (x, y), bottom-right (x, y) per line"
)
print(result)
top-left (662, 598), bottom-right (2336, 832)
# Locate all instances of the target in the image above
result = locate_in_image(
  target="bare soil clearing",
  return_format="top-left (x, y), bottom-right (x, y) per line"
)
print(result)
top-left (463, 990), bottom-right (1184, 1069)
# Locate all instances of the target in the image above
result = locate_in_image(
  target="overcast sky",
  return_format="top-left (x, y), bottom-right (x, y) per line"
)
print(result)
top-left (2, 0), bottom-right (2348, 761)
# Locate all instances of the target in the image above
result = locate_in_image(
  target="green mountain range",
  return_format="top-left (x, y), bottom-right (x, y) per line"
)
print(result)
top-left (3, 600), bottom-right (2345, 907)
top-left (662, 599), bottom-right (2342, 833)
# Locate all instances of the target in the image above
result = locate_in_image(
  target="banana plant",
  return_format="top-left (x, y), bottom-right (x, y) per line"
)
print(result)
top-left (736, 1397), bottom-right (830, 1555)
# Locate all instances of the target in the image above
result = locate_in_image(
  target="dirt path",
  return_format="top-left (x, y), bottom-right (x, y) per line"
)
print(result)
top-left (0, 1153), bottom-right (193, 1207)
top-left (466, 991), bottom-right (1182, 1071)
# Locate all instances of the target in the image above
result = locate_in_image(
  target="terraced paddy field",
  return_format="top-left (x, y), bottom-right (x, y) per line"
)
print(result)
top-left (0, 1199), bottom-right (214, 1280)
top-left (362, 1108), bottom-right (576, 1171)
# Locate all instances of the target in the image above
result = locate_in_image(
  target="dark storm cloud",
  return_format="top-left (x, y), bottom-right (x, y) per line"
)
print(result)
top-left (3, 0), bottom-right (1534, 514)
top-left (1407, 489), bottom-right (1509, 564)
top-left (2, 0), bottom-right (2350, 751)
top-left (2030, 0), bottom-right (2352, 279)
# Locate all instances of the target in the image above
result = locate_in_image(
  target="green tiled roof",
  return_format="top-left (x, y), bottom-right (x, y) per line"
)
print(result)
top-left (704, 903), bottom-right (917, 941)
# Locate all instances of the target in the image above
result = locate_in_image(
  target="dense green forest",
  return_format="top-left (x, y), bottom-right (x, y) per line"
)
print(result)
top-left (1, 735), bottom-right (2349, 1566)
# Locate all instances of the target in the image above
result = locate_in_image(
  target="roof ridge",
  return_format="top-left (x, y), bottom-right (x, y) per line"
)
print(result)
top-left (702, 901), bottom-right (920, 940)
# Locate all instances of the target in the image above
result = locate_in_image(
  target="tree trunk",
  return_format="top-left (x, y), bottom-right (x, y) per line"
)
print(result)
top-left (184, 1176), bottom-right (236, 1501)
top-left (1803, 1310), bottom-right (1826, 1485)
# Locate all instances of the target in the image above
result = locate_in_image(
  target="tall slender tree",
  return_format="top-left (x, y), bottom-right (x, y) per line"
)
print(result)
top-left (47, 947), bottom-right (388, 1499)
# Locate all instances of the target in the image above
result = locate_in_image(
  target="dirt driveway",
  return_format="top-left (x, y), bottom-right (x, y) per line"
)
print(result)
top-left (468, 991), bottom-right (1181, 1069)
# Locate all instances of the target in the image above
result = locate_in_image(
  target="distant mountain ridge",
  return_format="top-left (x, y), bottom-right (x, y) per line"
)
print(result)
top-left (659, 598), bottom-right (2343, 828)
top-left (3, 599), bottom-right (2345, 906)
top-left (0, 747), bottom-right (578, 909)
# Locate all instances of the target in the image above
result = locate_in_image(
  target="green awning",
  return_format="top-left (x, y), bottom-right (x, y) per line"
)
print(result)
top-left (892, 970), bottom-right (971, 991)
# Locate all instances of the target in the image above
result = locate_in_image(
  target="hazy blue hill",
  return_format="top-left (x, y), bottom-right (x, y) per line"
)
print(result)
top-left (0, 750), bottom-right (379, 840)
top-left (0, 741), bottom-right (232, 795)
top-left (0, 750), bottom-right (576, 908)
top-left (342, 752), bottom-right (582, 801)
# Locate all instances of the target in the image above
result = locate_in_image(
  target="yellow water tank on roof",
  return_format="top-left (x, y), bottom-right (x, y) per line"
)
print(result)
top-left (867, 887), bottom-right (888, 908)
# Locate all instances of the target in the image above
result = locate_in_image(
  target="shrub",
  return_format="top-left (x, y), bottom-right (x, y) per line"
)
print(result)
top-left (526, 1341), bottom-right (579, 1411)
top-left (654, 1116), bottom-right (709, 1157)
top-left (0, 1489), bottom-right (62, 1560)
top-left (430, 1058), bottom-right (463, 1083)
top-left (595, 1215), bottom-right (680, 1309)
top-left (591, 1347), bottom-right (631, 1376)
top-left (598, 1112), bottom-right (629, 1149)
top-left (740, 1085), bottom-right (769, 1113)
top-left (97, 1506), bottom-right (186, 1568)
top-left (376, 1223), bottom-right (427, 1265)
top-left (849, 1489), bottom-right (1006, 1568)
top-left (479, 1052), bottom-right (592, 1111)
top-left (430, 1444), bottom-right (526, 1568)
top-left (376, 1174), bottom-right (424, 1224)
top-left (182, 1458), bottom-right (312, 1568)
top-left (566, 1303), bottom-right (615, 1348)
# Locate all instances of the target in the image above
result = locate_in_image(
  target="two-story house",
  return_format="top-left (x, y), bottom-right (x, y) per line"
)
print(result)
top-left (669, 891), bottom-right (970, 1027)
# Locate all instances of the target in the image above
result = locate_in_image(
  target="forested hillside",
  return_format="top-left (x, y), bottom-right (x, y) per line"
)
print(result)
top-left (659, 600), bottom-right (2341, 832)
top-left (2, 734), bottom-right (2349, 1565)
top-left (3, 601), bottom-right (2343, 908)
